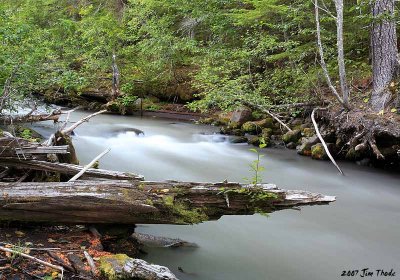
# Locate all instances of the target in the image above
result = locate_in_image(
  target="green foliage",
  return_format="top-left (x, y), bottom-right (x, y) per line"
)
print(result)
top-left (0, 0), bottom-right (395, 112)
top-left (20, 129), bottom-right (32, 140)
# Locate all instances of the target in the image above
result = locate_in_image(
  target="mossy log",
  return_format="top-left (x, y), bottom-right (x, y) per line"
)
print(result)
top-left (0, 180), bottom-right (335, 225)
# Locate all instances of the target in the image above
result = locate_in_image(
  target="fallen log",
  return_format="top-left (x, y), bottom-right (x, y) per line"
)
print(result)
top-left (0, 180), bottom-right (335, 225)
top-left (0, 110), bottom-right (61, 124)
top-left (0, 158), bottom-right (144, 181)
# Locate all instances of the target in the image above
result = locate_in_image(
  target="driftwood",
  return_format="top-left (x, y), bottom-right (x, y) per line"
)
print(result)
top-left (0, 180), bottom-right (335, 225)
top-left (69, 148), bottom-right (111, 181)
top-left (0, 158), bottom-right (144, 181)
top-left (311, 108), bottom-right (344, 175)
top-left (0, 110), bottom-right (62, 125)
top-left (0, 137), bottom-right (69, 159)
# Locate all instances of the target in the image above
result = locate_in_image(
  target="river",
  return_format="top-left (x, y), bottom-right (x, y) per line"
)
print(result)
top-left (31, 110), bottom-right (400, 280)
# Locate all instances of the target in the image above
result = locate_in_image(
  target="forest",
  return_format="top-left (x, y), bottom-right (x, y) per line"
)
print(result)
top-left (0, 0), bottom-right (399, 280)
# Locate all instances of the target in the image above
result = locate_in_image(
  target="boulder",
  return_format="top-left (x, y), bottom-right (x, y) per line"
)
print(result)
top-left (311, 143), bottom-right (328, 160)
top-left (247, 135), bottom-right (261, 146)
top-left (230, 106), bottom-right (252, 125)
top-left (297, 142), bottom-right (313, 156)
top-left (254, 118), bottom-right (274, 129)
top-left (100, 254), bottom-right (178, 280)
top-left (229, 136), bottom-right (248, 144)
top-left (282, 129), bottom-right (301, 144)
top-left (242, 121), bottom-right (260, 134)
top-left (261, 128), bottom-right (273, 138)
top-left (296, 135), bottom-right (319, 156)
top-left (286, 142), bottom-right (297, 149)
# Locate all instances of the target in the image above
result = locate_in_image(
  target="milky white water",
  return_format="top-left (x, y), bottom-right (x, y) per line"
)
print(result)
top-left (31, 110), bottom-right (400, 280)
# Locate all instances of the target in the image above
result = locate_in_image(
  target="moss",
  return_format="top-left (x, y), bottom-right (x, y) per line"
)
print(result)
top-left (100, 254), bottom-right (130, 280)
top-left (145, 198), bottom-right (154, 206)
top-left (162, 196), bottom-right (208, 224)
top-left (282, 129), bottom-right (301, 144)
top-left (261, 128), bottom-right (273, 141)
top-left (302, 127), bottom-right (315, 137)
top-left (254, 118), bottom-right (273, 128)
top-left (311, 143), bottom-right (327, 160)
top-left (242, 121), bottom-right (259, 134)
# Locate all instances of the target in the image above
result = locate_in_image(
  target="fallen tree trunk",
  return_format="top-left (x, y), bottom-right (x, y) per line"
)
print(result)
top-left (0, 158), bottom-right (144, 181)
top-left (0, 110), bottom-right (61, 124)
top-left (0, 180), bottom-right (335, 225)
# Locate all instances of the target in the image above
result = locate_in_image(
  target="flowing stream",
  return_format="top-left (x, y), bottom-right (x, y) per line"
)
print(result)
top-left (31, 110), bottom-right (400, 280)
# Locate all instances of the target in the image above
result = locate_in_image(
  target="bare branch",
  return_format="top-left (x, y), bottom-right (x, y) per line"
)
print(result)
top-left (68, 148), bottom-right (111, 182)
top-left (311, 108), bottom-right (345, 175)
top-left (61, 110), bottom-right (107, 135)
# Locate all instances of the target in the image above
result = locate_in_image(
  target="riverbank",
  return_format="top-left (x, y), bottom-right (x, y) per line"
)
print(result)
top-left (37, 88), bottom-right (399, 170)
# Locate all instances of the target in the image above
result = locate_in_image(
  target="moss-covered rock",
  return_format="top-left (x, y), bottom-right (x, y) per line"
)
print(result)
top-left (254, 118), bottom-right (274, 129)
top-left (100, 254), bottom-right (177, 280)
top-left (286, 142), bottom-right (297, 149)
top-left (311, 143), bottom-right (328, 160)
top-left (218, 111), bottom-right (233, 125)
top-left (282, 129), bottom-right (301, 144)
top-left (296, 142), bottom-right (313, 156)
top-left (242, 121), bottom-right (258, 134)
top-left (261, 128), bottom-right (273, 138)
top-left (302, 127), bottom-right (315, 137)
top-left (247, 135), bottom-right (261, 146)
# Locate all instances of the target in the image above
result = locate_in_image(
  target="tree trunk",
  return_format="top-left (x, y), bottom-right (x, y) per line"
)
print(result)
top-left (0, 180), bottom-right (335, 225)
top-left (334, 0), bottom-right (350, 108)
top-left (370, 0), bottom-right (398, 111)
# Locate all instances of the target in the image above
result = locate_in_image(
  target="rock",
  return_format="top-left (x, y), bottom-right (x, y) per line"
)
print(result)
top-left (229, 136), bottom-right (248, 144)
top-left (242, 121), bottom-right (261, 134)
top-left (345, 148), bottom-right (363, 161)
top-left (311, 143), bottom-right (328, 160)
top-left (286, 142), bottom-right (297, 149)
top-left (247, 135), bottom-right (261, 146)
top-left (282, 129), bottom-right (301, 144)
top-left (132, 233), bottom-right (197, 248)
top-left (68, 254), bottom-right (91, 276)
top-left (262, 128), bottom-right (273, 138)
top-left (302, 128), bottom-right (315, 137)
top-left (230, 106), bottom-right (252, 125)
top-left (254, 118), bottom-right (274, 129)
top-left (297, 140), bottom-right (314, 156)
top-left (100, 254), bottom-right (178, 280)
top-left (220, 126), bottom-right (232, 135)
top-left (218, 112), bottom-right (232, 125)
top-left (290, 118), bottom-right (303, 126)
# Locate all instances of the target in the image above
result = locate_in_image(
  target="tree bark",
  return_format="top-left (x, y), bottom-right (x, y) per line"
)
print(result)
top-left (370, 0), bottom-right (398, 111)
top-left (0, 180), bottom-right (335, 225)
top-left (0, 158), bottom-right (144, 181)
top-left (334, 0), bottom-right (350, 108)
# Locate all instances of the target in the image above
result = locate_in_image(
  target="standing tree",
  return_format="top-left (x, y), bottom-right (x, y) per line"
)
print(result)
top-left (370, 0), bottom-right (399, 112)
top-left (314, 0), bottom-right (350, 110)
